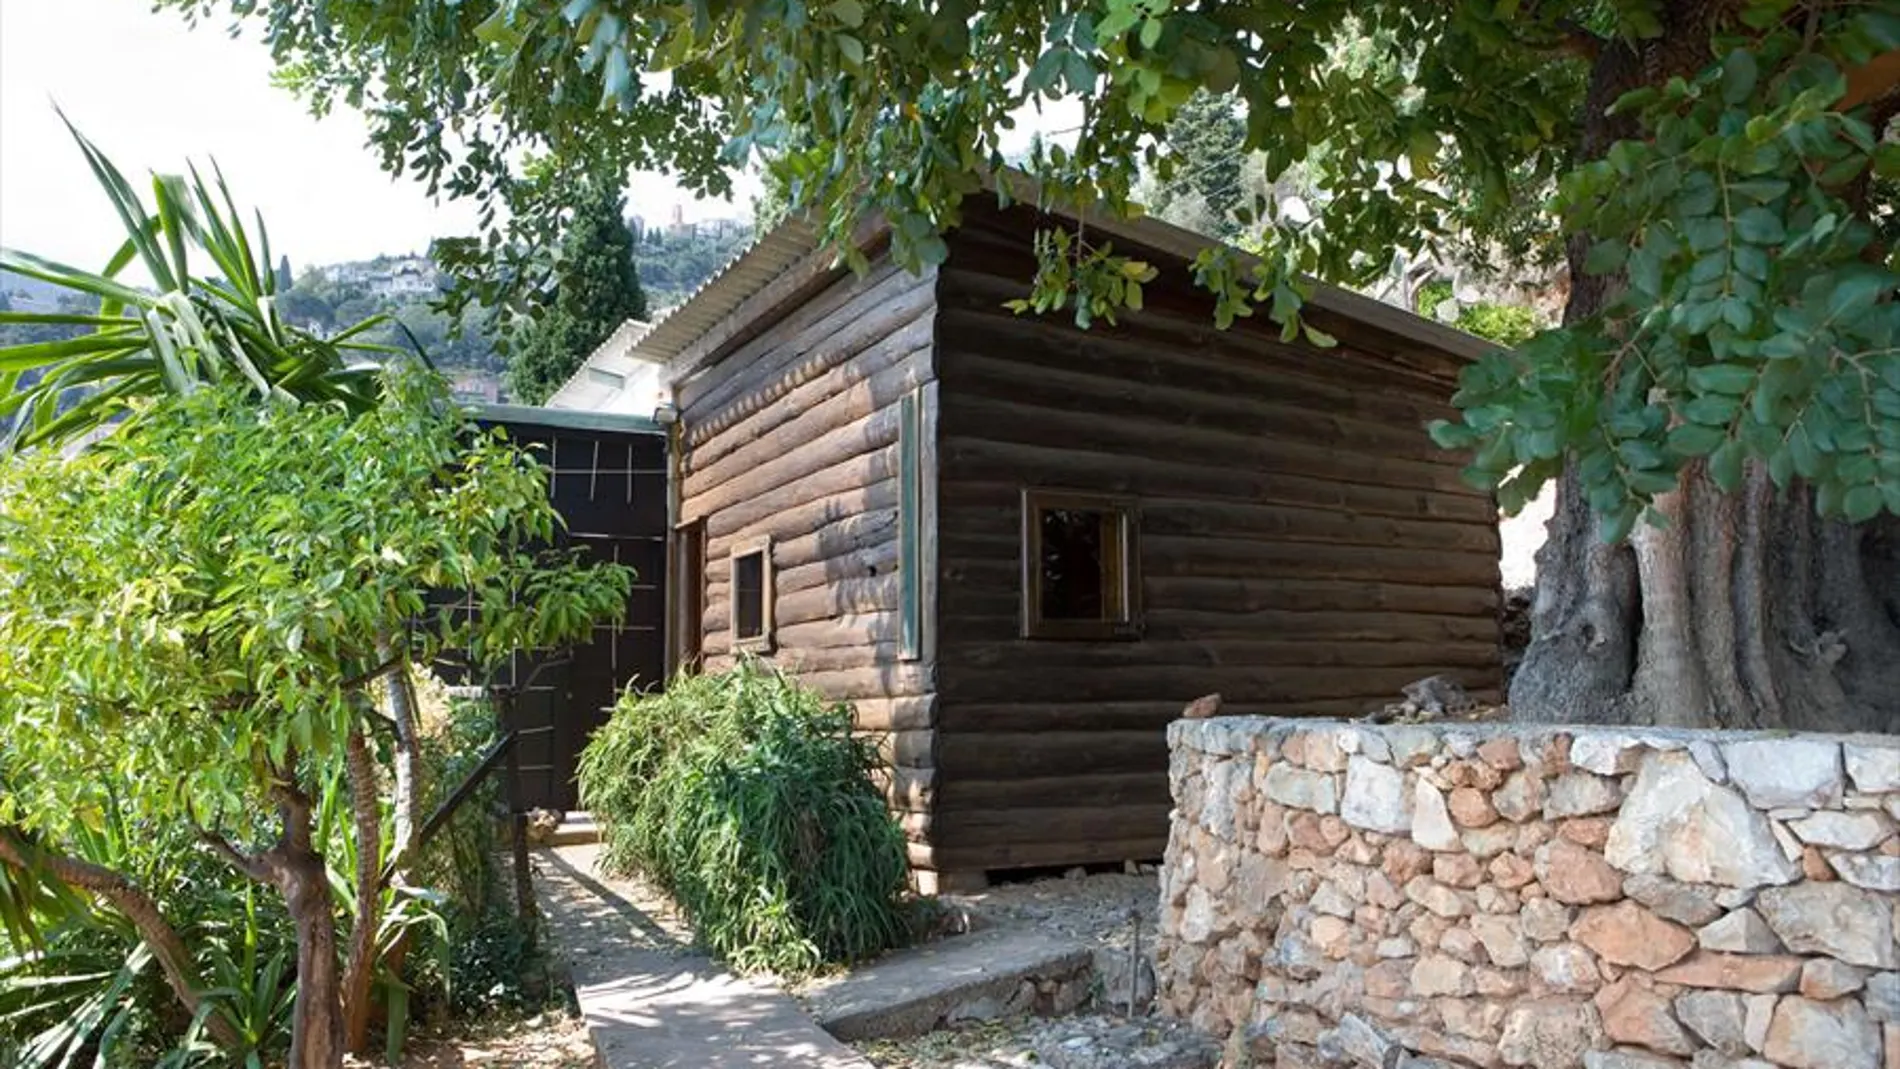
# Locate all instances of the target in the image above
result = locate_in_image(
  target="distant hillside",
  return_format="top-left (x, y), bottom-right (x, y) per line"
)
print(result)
top-left (631, 217), bottom-right (753, 310)
top-left (1, 218), bottom-right (756, 404)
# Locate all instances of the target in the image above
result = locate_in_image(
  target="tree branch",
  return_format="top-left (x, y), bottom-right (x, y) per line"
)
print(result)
top-left (0, 827), bottom-right (245, 1053)
top-left (195, 828), bottom-right (276, 885)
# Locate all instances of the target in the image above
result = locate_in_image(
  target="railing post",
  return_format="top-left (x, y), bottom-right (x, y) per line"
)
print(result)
top-left (494, 683), bottom-right (537, 942)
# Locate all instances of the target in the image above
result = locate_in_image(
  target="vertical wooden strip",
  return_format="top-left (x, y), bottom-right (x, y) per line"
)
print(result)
top-left (899, 389), bottom-right (923, 660)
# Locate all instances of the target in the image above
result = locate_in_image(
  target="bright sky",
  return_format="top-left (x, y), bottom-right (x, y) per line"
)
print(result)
top-left (0, 0), bottom-right (757, 272)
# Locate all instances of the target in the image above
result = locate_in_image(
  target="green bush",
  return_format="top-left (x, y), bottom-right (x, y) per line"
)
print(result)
top-left (578, 662), bottom-right (911, 976)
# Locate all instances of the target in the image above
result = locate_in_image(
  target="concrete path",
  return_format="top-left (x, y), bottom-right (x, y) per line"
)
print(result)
top-left (803, 926), bottom-right (1094, 1041)
top-left (536, 844), bottom-right (875, 1069)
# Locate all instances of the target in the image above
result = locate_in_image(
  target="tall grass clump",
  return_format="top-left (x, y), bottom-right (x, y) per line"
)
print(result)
top-left (577, 661), bottom-right (910, 976)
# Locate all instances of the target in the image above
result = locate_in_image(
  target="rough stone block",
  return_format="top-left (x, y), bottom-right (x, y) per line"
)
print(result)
top-left (1723, 738), bottom-right (1844, 810)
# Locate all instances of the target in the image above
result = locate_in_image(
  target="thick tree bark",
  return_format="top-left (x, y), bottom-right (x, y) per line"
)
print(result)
top-left (1510, 9), bottom-right (1900, 731)
top-left (272, 780), bottom-right (346, 1069)
top-left (0, 829), bottom-right (245, 1053)
top-left (340, 726), bottom-right (384, 1055)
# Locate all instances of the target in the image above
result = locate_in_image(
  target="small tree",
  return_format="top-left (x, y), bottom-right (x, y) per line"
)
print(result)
top-left (507, 178), bottom-right (649, 404)
top-left (0, 371), bottom-right (632, 1068)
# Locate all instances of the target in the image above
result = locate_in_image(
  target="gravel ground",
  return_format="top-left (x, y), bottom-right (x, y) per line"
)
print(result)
top-left (854, 868), bottom-right (1224, 1069)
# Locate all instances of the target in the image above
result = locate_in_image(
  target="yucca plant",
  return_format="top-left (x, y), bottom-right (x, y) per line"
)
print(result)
top-left (0, 117), bottom-right (391, 452)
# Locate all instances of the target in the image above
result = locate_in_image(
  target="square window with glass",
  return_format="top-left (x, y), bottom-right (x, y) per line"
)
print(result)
top-left (1020, 490), bottom-right (1140, 639)
top-left (730, 535), bottom-right (774, 652)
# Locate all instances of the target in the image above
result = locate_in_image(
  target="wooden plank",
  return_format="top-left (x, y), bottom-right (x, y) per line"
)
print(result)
top-left (685, 313), bottom-right (930, 472)
top-left (940, 664), bottom-right (1496, 706)
top-left (937, 730), bottom-right (1168, 778)
top-left (936, 700), bottom-right (1188, 734)
top-left (771, 611), bottom-right (906, 650)
top-left (937, 542), bottom-right (1500, 597)
top-left (933, 772), bottom-right (1171, 811)
top-left (940, 436), bottom-right (1494, 525)
top-left (935, 291), bottom-right (1458, 425)
top-left (851, 694), bottom-right (937, 732)
top-left (915, 804), bottom-right (1175, 847)
top-left (918, 836), bottom-right (1169, 873)
top-left (682, 259), bottom-right (934, 424)
top-left (797, 663), bottom-right (934, 702)
top-left (865, 727), bottom-right (935, 768)
top-left (875, 766), bottom-right (936, 811)
top-left (676, 250), bottom-right (908, 414)
top-left (942, 347), bottom-right (1462, 468)
top-left (699, 477), bottom-right (899, 554)
top-left (941, 638), bottom-right (1501, 671)
top-left (685, 404), bottom-right (903, 519)
top-left (939, 394), bottom-right (1475, 498)
top-left (685, 338), bottom-right (930, 486)
top-left (699, 448), bottom-right (900, 539)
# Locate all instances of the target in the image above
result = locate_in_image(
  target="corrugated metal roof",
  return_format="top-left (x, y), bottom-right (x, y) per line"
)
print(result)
top-left (632, 217), bottom-right (823, 365)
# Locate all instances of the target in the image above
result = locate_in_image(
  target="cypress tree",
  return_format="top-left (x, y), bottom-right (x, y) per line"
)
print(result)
top-left (508, 179), bottom-right (649, 405)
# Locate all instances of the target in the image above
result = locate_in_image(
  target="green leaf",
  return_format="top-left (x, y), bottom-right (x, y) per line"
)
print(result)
top-left (1733, 207), bottom-right (1785, 245)
top-left (1688, 363), bottom-right (1757, 395)
top-left (1843, 484), bottom-right (1883, 523)
top-left (1708, 440), bottom-right (1746, 490)
top-left (1720, 49), bottom-right (1758, 105)
top-left (1666, 422), bottom-right (1726, 457)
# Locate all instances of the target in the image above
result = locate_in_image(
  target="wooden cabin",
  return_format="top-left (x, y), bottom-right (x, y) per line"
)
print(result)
top-left (549, 196), bottom-right (1501, 889)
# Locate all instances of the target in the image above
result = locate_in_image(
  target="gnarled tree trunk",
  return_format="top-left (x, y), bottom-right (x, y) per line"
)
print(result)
top-left (1510, 11), bottom-right (1900, 731)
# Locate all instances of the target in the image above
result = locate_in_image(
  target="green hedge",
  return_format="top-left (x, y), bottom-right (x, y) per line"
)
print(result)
top-left (577, 662), bottom-right (911, 975)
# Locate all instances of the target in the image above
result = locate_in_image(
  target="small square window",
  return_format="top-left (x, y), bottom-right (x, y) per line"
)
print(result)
top-left (1021, 490), bottom-right (1140, 640)
top-left (730, 536), bottom-right (774, 652)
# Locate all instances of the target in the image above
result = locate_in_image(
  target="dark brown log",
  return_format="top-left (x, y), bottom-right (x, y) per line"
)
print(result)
top-left (933, 772), bottom-right (1172, 811)
top-left (937, 730), bottom-right (1167, 778)
top-left (943, 638), bottom-right (1501, 671)
top-left (942, 436), bottom-right (1494, 525)
top-left (940, 393), bottom-right (1471, 497)
top-left (941, 663), bottom-right (1491, 706)
top-left (910, 804), bottom-right (1175, 847)
top-left (915, 836), bottom-right (1169, 873)
top-left (934, 287), bottom-right (1458, 424)
top-left (942, 346), bottom-right (1462, 468)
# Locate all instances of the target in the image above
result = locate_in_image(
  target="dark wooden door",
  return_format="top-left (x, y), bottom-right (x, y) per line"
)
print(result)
top-left (476, 407), bottom-right (669, 811)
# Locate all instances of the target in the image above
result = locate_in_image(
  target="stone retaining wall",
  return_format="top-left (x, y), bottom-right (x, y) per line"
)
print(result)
top-left (1158, 717), bottom-right (1900, 1069)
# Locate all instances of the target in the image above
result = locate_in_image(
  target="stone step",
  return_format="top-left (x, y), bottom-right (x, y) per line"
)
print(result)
top-left (803, 926), bottom-right (1095, 1042)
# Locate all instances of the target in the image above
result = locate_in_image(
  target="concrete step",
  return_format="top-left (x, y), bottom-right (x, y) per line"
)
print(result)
top-left (803, 926), bottom-right (1095, 1042)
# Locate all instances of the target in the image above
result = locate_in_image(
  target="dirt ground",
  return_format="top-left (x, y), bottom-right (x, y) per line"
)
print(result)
top-left (360, 1010), bottom-right (597, 1069)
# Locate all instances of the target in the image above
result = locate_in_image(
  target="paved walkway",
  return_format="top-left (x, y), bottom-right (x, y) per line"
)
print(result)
top-left (536, 844), bottom-right (876, 1069)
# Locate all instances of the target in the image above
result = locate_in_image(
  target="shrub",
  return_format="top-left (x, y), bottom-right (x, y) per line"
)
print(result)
top-left (578, 662), bottom-right (910, 976)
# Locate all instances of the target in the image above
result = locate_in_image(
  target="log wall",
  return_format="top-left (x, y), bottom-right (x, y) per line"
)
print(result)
top-left (929, 204), bottom-right (1502, 875)
top-left (676, 255), bottom-right (941, 865)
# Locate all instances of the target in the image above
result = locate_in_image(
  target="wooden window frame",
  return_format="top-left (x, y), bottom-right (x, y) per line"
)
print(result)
top-left (729, 534), bottom-right (775, 653)
top-left (669, 519), bottom-right (706, 676)
top-left (1020, 489), bottom-right (1141, 640)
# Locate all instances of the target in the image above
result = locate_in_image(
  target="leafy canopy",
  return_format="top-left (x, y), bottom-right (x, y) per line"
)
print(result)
top-left (160, 0), bottom-right (1900, 528)
top-left (0, 371), bottom-right (631, 849)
